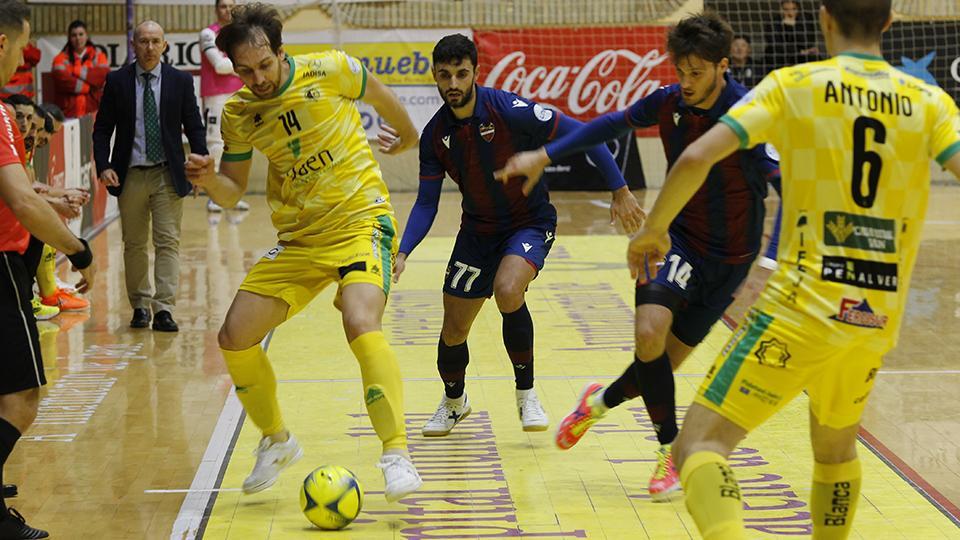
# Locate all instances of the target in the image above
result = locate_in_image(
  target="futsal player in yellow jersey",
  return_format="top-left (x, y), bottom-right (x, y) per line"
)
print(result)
top-left (185, 3), bottom-right (423, 501)
top-left (627, 1), bottom-right (960, 538)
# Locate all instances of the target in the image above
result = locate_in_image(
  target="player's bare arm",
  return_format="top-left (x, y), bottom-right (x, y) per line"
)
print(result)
top-left (363, 74), bottom-right (418, 155)
top-left (627, 121), bottom-right (740, 279)
top-left (944, 149), bottom-right (960, 180)
top-left (0, 163), bottom-right (96, 291)
top-left (185, 153), bottom-right (251, 208)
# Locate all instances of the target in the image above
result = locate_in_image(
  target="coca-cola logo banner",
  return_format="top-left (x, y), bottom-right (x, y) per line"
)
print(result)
top-left (476, 27), bottom-right (676, 135)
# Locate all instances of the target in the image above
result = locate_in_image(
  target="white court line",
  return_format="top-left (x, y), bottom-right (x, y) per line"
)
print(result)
top-left (170, 331), bottom-right (273, 539)
top-left (168, 391), bottom-right (244, 539)
top-left (148, 488), bottom-right (243, 494)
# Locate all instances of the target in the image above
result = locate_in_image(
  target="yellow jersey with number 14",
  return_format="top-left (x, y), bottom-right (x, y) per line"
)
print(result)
top-left (221, 51), bottom-right (392, 243)
top-left (721, 52), bottom-right (960, 351)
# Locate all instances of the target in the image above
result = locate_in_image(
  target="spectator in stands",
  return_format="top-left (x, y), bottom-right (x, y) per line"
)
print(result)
top-left (729, 35), bottom-right (761, 88)
top-left (763, 0), bottom-right (819, 72)
top-left (0, 42), bottom-right (40, 100)
top-left (52, 20), bottom-right (110, 118)
top-left (93, 20), bottom-right (207, 332)
top-left (199, 0), bottom-right (250, 213)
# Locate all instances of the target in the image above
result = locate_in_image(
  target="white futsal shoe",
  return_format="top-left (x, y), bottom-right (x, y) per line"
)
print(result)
top-left (377, 453), bottom-right (423, 502)
top-left (242, 433), bottom-right (303, 494)
top-left (421, 393), bottom-right (472, 437)
top-left (517, 388), bottom-right (549, 432)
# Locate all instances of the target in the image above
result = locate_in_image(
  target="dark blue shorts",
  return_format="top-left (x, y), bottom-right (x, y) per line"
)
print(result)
top-left (444, 224), bottom-right (556, 298)
top-left (635, 235), bottom-right (753, 347)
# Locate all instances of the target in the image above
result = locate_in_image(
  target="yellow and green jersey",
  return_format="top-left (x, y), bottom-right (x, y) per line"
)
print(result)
top-left (221, 51), bottom-right (393, 243)
top-left (722, 52), bottom-right (960, 350)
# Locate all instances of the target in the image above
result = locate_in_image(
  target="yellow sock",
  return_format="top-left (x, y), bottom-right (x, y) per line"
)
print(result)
top-left (811, 458), bottom-right (861, 540)
top-left (221, 344), bottom-right (284, 436)
top-left (680, 451), bottom-right (746, 540)
top-left (349, 331), bottom-right (407, 452)
top-left (37, 244), bottom-right (58, 298)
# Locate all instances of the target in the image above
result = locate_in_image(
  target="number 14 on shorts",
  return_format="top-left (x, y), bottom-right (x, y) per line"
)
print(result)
top-left (642, 253), bottom-right (691, 289)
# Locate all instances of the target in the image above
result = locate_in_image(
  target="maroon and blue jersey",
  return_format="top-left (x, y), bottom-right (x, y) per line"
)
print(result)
top-left (400, 85), bottom-right (628, 257)
top-left (545, 73), bottom-right (780, 263)
top-left (419, 86), bottom-right (560, 235)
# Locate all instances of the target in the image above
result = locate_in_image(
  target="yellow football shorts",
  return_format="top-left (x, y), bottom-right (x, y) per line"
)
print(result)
top-left (695, 308), bottom-right (884, 431)
top-left (239, 214), bottom-right (398, 318)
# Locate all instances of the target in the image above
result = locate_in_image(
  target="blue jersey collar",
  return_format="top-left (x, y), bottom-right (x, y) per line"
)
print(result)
top-left (443, 84), bottom-right (487, 125)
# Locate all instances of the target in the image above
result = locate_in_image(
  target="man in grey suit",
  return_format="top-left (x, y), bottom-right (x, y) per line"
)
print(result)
top-left (93, 20), bottom-right (207, 332)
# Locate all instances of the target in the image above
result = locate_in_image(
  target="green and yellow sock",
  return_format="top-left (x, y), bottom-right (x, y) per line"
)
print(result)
top-left (222, 344), bottom-right (284, 436)
top-left (350, 331), bottom-right (407, 452)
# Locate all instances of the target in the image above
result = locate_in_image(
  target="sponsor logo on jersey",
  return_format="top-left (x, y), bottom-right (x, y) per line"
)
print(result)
top-left (673, 112), bottom-right (681, 126)
top-left (824, 212), bottom-right (895, 253)
top-left (821, 256), bottom-right (898, 291)
top-left (305, 88), bottom-right (323, 100)
top-left (512, 98), bottom-right (528, 108)
top-left (253, 113), bottom-right (264, 127)
top-left (284, 148), bottom-right (335, 183)
top-left (545, 231), bottom-right (555, 243)
top-left (830, 298), bottom-right (888, 329)
top-left (263, 245), bottom-right (285, 260)
top-left (764, 143), bottom-right (780, 161)
top-left (754, 338), bottom-right (790, 368)
top-left (533, 103), bottom-right (554, 122)
top-left (522, 242), bottom-right (532, 253)
top-left (479, 122), bottom-right (495, 142)
top-left (442, 135), bottom-right (451, 148)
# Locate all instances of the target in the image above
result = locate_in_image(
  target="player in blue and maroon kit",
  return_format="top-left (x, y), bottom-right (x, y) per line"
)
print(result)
top-left (393, 34), bottom-right (645, 437)
top-left (498, 13), bottom-right (781, 500)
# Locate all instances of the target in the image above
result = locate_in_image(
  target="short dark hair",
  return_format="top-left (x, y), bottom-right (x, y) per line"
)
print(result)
top-left (215, 3), bottom-right (283, 63)
top-left (666, 12), bottom-right (734, 65)
top-left (822, 0), bottom-right (891, 41)
top-left (2, 93), bottom-right (33, 107)
top-left (432, 34), bottom-right (477, 68)
top-left (36, 103), bottom-right (63, 133)
top-left (733, 34), bottom-right (750, 44)
top-left (0, 0), bottom-right (30, 36)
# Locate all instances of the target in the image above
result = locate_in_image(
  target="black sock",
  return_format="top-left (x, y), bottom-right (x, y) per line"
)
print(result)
top-left (602, 355), bottom-right (643, 409)
top-left (0, 417), bottom-right (22, 515)
top-left (602, 352), bottom-right (678, 444)
top-left (501, 303), bottom-right (534, 390)
top-left (437, 338), bottom-right (469, 399)
top-left (637, 352), bottom-right (677, 445)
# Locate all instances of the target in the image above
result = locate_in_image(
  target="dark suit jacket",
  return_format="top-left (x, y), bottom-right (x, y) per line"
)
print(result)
top-left (93, 62), bottom-right (207, 198)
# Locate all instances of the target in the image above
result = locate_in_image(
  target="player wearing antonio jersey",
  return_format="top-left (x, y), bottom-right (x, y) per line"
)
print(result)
top-left (497, 13), bottom-right (781, 500)
top-left (627, 1), bottom-right (960, 538)
top-left (394, 34), bottom-right (644, 438)
top-left (185, 3), bottom-right (422, 502)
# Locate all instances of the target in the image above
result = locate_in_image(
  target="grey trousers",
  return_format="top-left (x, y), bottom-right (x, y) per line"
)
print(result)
top-left (118, 165), bottom-right (183, 314)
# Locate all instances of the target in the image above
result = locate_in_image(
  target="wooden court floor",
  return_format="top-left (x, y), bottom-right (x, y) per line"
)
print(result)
top-left (7, 189), bottom-right (960, 539)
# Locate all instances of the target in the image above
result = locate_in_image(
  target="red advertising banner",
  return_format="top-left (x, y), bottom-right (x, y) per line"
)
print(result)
top-left (476, 27), bottom-right (676, 136)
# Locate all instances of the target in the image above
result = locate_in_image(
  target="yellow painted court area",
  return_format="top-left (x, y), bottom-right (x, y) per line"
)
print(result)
top-left (201, 236), bottom-right (960, 539)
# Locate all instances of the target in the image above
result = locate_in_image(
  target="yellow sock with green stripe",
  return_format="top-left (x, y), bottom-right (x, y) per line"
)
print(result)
top-left (811, 458), bottom-right (861, 539)
top-left (221, 344), bottom-right (285, 436)
top-left (37, 244), bottom-right (58, 298)
top-left (350, 331), bottom-right (407, 452)
top-left (680, 451), bottom-right (746, 540)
